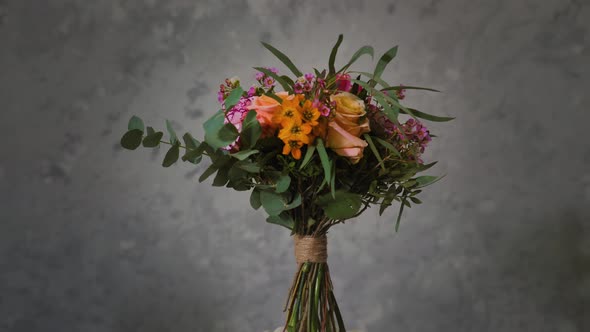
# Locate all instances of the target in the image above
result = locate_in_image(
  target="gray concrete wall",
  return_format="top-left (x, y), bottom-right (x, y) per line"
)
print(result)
top-left (1, 0), bottom-right (589, 331)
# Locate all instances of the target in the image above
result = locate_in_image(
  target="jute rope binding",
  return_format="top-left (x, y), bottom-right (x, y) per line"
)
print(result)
top-left (294, 235), bottom-right (327, 264)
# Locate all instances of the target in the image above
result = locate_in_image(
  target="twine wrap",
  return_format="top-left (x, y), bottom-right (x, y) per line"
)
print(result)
top-left (293, 235), bottom-right (328, 264)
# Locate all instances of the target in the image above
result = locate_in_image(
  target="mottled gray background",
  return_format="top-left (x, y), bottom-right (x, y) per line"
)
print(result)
top-left (1, 0), bottom-right (589, 331)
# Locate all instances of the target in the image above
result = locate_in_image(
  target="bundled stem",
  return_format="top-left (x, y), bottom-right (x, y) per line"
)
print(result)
top-left (283, 235), bottom-right (345, 332)
top-left (283, 262), bottom-right (344, 332)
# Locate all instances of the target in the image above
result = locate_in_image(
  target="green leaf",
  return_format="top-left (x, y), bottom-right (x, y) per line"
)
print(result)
top-left (260, 42), bottom-right (303, 77)
top-left (142, 131), bottom-right (163, 148)
top-left (266, 212), bottom-right (294, 230)
top-left (260, 190), bottom-right (286, 216)
top-left (230, 149), bottom-right (259, 161)
top-left (219, 123), bottom-right (239, 143)
top-left (166, 119), bottom-right (178, 144)
top-left (224, 86), bottom-right (244, 111)
top-left (120, 129), bottom-right (143, 150)
top-left (404, 108), bottom-right (454, 122)
top-left (250, 189), bottom-right (262, 210)
top-left (212, 165), bottom-right (230, 186)
top-left (363, 134), bottom-right (384, 170)
top-left (415, 175), bottom-right (445, 188)
top-left (374, 137), bottom-right (401, 158)
top-left (162, 144), bottom-right (180, 167)
top-left (203, 110), bottom-right (239, 150)
top-left (128, 116), bottom-right (144, 131)
top-left (338, 45), bottom-right (374, 73)
top-left (316, 191), bottom-right (362, 220)
top-left (299, 145), bottom-right (316, 170)
top-left (265, 91), bottom-right (285, 103)
top-left (350, 71), bottom-right (390, 88)
top-left (372, 46), bottom-right (398, 87)
top-left (395, 197), bottom-right (406, 232)
top-left (381, 85), bottom-right (440, 93)
top-left (328, 34), bottom-right (343, 77)
top-left (253, 67), bottom-right (292, 92)
top-left (285, 193), bottom-right (302, 210)
top-left (235, 160), bottom-right (260, 173)
top-left (182, 133), bottom-right (200, 150)
top-left (146, 126), bottom-right (155, 136)
top-left (410, 197), bottom-right (422, 204)
top-left (199, 163), bottom-right (219, 182)
top-left (316, 138), bottom-right (332, 187)
top-left (372, 93), bottom-right (398, 124)
top-left (275, 174), bottom-right (291, 193)
top-left (240, 110), bottom-right (262, 148)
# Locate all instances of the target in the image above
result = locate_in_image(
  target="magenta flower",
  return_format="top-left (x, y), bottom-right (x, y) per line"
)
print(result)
top-left (335, 73), bottom-right (352, 92)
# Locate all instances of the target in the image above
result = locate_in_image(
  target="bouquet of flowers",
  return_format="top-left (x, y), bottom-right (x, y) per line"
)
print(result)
top-left (120, 35), bottom-right (452, 331)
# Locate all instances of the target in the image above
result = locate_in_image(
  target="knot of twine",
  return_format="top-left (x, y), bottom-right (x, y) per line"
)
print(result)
top-left (294, 235), bottom-right (327, 264)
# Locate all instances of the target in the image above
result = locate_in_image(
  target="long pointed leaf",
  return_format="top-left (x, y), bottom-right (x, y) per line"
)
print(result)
top-left (404, 108), bottom-right (455, 122)
top-left (363, 134), bottom-right (384, 170)
top-left (374, 137), bottom-right (401, 158)
top-left (328, 34), bottom-right (344, 77)
top-left (381, 85), bottom-right (441, 93)
top-left (338, 45), bottom-right (374, 73)
top-left (316, 138), bottom-right (332, 188)
top-left (299, 145), bottom-right (316, 170)
top-left (372, 45), bottom-right (398, 87)
top-left (260, 42), bottom-right (303, 77)
top-left (253, 67), bottom-right (292, 92)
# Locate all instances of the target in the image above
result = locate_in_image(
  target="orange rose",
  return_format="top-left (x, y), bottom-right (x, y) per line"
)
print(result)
top-left (249, 92), bottom-right (291, 136)
top-left (325, 92), bottom-right (370, 163)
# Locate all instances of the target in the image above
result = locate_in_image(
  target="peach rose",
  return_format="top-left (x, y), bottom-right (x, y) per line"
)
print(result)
top-left (249, 92), bottom-right (292, 136)
top-left (326, 92), bottom-right (370, 163)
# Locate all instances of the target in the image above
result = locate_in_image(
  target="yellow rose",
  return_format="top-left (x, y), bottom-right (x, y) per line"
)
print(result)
top-left (325, 92), bottom-right (370, 163)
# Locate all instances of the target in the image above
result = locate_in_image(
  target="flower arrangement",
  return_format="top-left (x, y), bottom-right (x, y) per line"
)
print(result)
top-left (120, 35), bottom-right (452, 331)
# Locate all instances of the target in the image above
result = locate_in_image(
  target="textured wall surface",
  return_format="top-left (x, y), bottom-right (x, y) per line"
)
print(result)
top-left (1, 0), bottom-right (590, 331)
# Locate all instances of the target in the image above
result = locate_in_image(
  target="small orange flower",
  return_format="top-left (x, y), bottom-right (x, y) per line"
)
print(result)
top-left (282, 139), bottom-right (304, 159)
top-left (273, 94), bottom-right (304, 126)
top-left (278, 122), bottom-right (312, 143)
top-left (299, 100), bottom-right (320, 127)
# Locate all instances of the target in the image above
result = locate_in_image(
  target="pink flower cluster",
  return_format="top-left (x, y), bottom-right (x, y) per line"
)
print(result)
top-left (294, 73), bottom-right (315, 93)
top-left (401, 118), bottom-right (431, 153)
top-left (255, 67), bottom-right (279, 89)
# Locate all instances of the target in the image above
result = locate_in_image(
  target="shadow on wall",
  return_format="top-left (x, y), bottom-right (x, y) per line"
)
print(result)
top-left (480, 207), bottom-right (590, 331)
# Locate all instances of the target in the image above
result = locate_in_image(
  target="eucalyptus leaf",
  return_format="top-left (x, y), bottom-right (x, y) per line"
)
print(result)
top-left (128, 116), bottom-right (144, 131)
top-left (182, 133), bottom-right (200, 150)
top-left (142, 131), bottom-right (163, 148)
top-left (260, 190), bottom-right (286, 216)
top-left (120, 129), bottom-right (143, 150)
top-left (240, 110), bottom-right (262, 148)
top-left (224, 86), bottom-right (244, 111)
top-left (316, 191), bottom-right (362, 220)
top-left (166, 119), bottom-right (178, 145)
top-left (250, 189), bottom-right (262, 210)
top-left (275, 175), bottom-right (291, 193)
top-left (162, 144), bottom-right (180, 167)
top-left (266, 213), bottom-right (294, 230)
top-left (230, 149), bottom-right (259, 161)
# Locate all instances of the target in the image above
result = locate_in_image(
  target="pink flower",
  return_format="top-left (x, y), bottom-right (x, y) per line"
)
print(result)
top-left (335, 73), bottom-right (352, 92)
